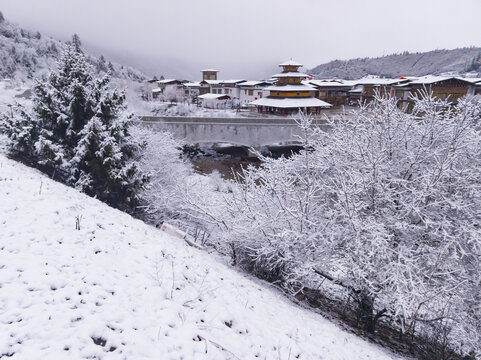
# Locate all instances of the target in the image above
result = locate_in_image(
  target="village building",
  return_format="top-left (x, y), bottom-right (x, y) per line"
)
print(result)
top-left (145, 65), bottom-right (481, 112)
top-left (251, 60), bottom-right (331, 114)
top-left (476, 80), bottom-right (481, 96)
top-left (459, 77), bottom-right (481, 96)
top-left (183, 81), bottom-right (201, 100)
top-left (348, 77), bottom-right (411, 103)
top-left (409, 76), bottom-right (475, 101)
top-left (144, 79), bottom-right (160, 100)
top-left (220, 79), bottom-right (246, 99)
top-left (201, 69), bottom-right (219, 81)
top-left (238, 81), bottom-right (272, 105)
top-left (149, 79), bottom-right (186, 102)
top-left (199, 79), bottom-right (223, 95)
top-left (198, 93), bottom-right (231, 109)
top-left (308, 79), bottom-right (355, 106)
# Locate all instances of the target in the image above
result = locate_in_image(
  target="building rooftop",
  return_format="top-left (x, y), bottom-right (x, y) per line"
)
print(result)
top-left (272, 72), bottom-right (310, 78)
top-left (198, 93), bottom-right (231, 100)
top-left (184, 82), bottom-right (201, 87)
top-left (200, 69), bottom-right (219, 72)
top-left (157, 79), bottom-right (184, 84)
top-left (308, 80), bottom-right (353, 88)
top-left (408, 75), bottom-right (452, 85)
top-left (220, 79), bottom-right (246, 85)
top-left (238, 80), bottom-right (273, 87)
top-left (278, 60), bottom-right (303, 67)
top-left (265, 84), bottom-right (317, 92)
top-left (351, 77), bottom-right (410, 86)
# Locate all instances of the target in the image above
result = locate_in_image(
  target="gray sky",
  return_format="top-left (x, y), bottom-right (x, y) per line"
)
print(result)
top-left (1, 0), bottom-right (480, 79)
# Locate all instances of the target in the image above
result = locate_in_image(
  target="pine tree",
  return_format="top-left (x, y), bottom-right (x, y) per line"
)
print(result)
top-left (71, 33), bottom-right (82, 53)
top-left (107, 61), bottom-right (115, 74)
top-left (97, 55), bottom-right (107, 72)
top-left (5, 44), bottom-right (148, 208)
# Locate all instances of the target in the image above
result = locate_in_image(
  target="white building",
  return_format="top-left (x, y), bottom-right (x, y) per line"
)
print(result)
top-left (238, 81), bottom-right (272, 105)
top-left (156, 79), bottom-right (186, 102)
top-left (198, 93), bottom-right (231, 109)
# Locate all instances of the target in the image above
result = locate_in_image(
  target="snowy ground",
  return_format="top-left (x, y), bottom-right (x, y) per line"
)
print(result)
top-left (0, 155), bottom-right (402, 359)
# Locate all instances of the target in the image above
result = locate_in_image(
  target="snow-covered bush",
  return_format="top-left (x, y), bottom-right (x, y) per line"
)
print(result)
top-left (193, 95), bottom-right (481, 357)
top-left (4, 45), bottom-right (148, 208)
top-left (131, 126), bottom-right (191, 222)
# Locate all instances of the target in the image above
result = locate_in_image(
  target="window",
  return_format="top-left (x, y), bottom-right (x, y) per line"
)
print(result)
top-left (248, 89), bottom-right (253, 96)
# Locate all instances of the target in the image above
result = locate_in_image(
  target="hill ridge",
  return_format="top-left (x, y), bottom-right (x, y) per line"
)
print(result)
top-left (309, 47), bottom-right (481, 79)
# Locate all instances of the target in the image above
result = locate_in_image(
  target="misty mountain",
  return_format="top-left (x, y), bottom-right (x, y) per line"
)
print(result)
top-left (0, 11), bottom-right (146, 83)
top-left (309, 47), bottom-right (481, 79)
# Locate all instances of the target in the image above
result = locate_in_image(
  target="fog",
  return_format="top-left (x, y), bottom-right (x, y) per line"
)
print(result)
top-left (1, 0), bottom-right (480, 79)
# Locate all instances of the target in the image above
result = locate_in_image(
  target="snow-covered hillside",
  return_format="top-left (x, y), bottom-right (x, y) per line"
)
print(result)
top-left (309, 47), bottom-right (481, 79)
top-left (0, 154), bottom-right (401, 359)
top-left (0, 12), bottom-right (145, 83)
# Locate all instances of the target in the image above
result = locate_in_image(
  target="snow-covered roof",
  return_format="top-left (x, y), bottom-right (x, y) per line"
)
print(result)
top-left (265, 84), bottom-right (316, 92)
top-left (351, 78), bottom-right (409, 86)
top-left (202, 80), bottom-right (223, 85)
top-left (198, 93), bottom-right (231, 100)
top-left (152, 88), bottom-right (162, 93)
top-left (157, 79), bottom-right (184, 84)
top-left (278, 60), bottom-right (303, 67)
top-left (183, 82), bottom-right (201, 87)
top-left (408, 76), bottom-right (453, 85)
top-left (272, 72), bottom-right (310, 78)
top-left (398, 76), bottom-right (477, 86)
top-left (251, 97), bottom-right (331, 108)
top-left (200, 69), bottom-right (219, 72)
top-left (349, 86), bottom-right (363, 93)
top-left (308, 80), bottom-right (353, 88)
top-left (238, 80), bottom-right (272, 87)
top-left (457, 77), bottom-right (481, 84)
top-left (220, 79), bottom-right (246, 85)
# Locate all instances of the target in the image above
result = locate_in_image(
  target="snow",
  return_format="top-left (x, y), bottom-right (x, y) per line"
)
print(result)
top-left (0, 154), bottom-right (400, 359)
top-left (408, 75), bottom-right (452, 85)
top-left (238, 81), bottom-right (272, 87)
top-left (272, 72), bottom-right (310, 78)
top-left (157, 79), bottom-right (184, 84)
top-left (220, 80), bottom-right (246, 85)
top-left (308, 80), bottom-right (353, 88)
top-left (198, 93), bottom-right (231, 100)
top-left (251, 97), bottom-right (332, 108)
top-left (278, 60), bottom-right (303, 67)
top-left (183, 82), bottom-right (201, 88)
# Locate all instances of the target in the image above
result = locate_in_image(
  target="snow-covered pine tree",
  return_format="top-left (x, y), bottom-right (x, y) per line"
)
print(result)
top-left (97, 55), bottom-right (107, 73)
top-left (5, 44), bottom-right (147, 208)
top-left (71, 33), bottom-right (82, 53)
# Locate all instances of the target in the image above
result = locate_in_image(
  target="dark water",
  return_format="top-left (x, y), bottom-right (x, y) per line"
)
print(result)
top-left (184, 144), bottom-right (302, 180)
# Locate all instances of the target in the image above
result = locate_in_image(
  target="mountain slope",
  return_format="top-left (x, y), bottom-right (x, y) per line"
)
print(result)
top-left (0, 11), bottom-right (146, 83)
top-left (0, 153), bottom-right (401, 359)
top-left (309, 47), bottom-right (481, 79)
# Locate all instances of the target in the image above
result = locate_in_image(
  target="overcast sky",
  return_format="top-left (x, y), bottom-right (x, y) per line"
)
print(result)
top-left (1, 0), bottom-right (480, 79)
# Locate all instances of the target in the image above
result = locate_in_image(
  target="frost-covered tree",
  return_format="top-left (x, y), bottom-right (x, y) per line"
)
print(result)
top-left (71, 33), bottom-right (82, 53)
top-left (97, 55), bottom-right (107, 73)
top-left (131, 127), bottom-right (192, 223)
top-left (4, 44), bottom-right (147, 208)
top-left (192, 95), bottom-right (481, 357)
